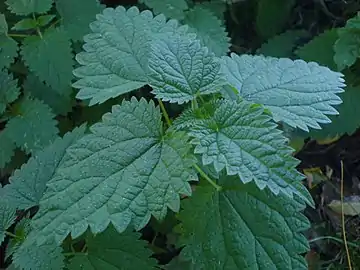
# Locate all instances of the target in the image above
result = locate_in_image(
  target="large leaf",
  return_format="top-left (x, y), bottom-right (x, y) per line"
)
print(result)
top-left (72, 6), bottom-right (188, 105)
top-left (28, 98), bottom-right (196, 245)
top-left (4, 96), bottom-right (59, 153)
top-left (0, 126), bottom-right (86, 210)
top-left (173, 99), bottom-right (312, 204)
top-left (177, 178), bottom-right (310, 269)
top-left (183, 6), bottom-right (230, 56)
top-left (149, 33), bottom-right (225, 104)
top-left (221, 53), bottom-right (345, 131)
top-left (21, 27), bottom-right (74, 93)
top-left (139, 0), bottom-right (188, 20)
top-left (55, 0), bottom-right (105, 41)
top-left (68, 226), bottom-right (156, 270)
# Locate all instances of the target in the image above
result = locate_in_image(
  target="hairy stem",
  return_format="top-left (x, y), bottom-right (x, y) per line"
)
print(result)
top-left (194, 164), bottom-right (222, 191)
top-left (158, 99), bottom-right (171, 127)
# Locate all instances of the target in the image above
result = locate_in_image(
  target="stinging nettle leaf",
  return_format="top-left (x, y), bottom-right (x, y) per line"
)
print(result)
top-left (0, 130), bottom-right (16, 169)
top-left (183, 6), bottom-right (230, 57)
top-left (21, 27), bottom-right (74, 94)
top-left (174, 99), bottom-right (313, 204)
top-left (0, 125), bottom-right (86, 210)
top-left (5, 0), bottom-right (53, 15)
top-left (177, 178), bottom-right (310, 269)
top-left (221, 53), bottom-right (345, 131)
top-left (72, 5), bottom-right (188, 105)
top-left (0, 69), bottom-right (20, 114)
top-left (0, 200), bottom-right (17, 245)
top-left (0, 14), bottom-right (18, 69)
top-left (11, 18), bottom-right (37, 30)
top-left (29, 97), bottom-right (197, 245)
top-left (55, 0), bottom-right (105, 41)
top-left (149, 33), bottom-right (225, 104)
top-left (5, 96), bottom-right (59, 153)
top-left (68, 226), bottom-right (157, 270)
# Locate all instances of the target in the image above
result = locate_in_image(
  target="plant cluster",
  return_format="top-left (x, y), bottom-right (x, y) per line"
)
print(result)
top-left (0, 0), bottom-right (351, 269)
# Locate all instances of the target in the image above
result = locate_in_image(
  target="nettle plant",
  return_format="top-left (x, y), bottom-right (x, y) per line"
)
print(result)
top-left (0, 1), bottom-right (346, 270)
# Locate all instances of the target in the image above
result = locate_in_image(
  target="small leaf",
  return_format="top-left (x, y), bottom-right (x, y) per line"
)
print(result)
top-left (256, 0), bottom-right (295, 39)
top-left (0, 13), bottom-right (8, 33)
top-left (21, 27), bottom-right (74, 93)
top-left (36, 14), bottom-right (56, 27)
top-left (23, 74), bottom-right (73, 116)
top-left (177, 178), bottom-right (310, 269)
top-left (221, 53), bottom-right (345, 131)
top-left (139, 0), bottom-right (188, 20)
top-left (5, 215), bottom-right (31, 260)
top-left (0, 126), bottom-right (86, 210)
top-left (149, 33), bottom-right (225, 104)
top-left (183, 6), bottom-right (230, 56)
top-left (55, 0), bottom-right (104, 41)
top-left (28, 98), bottom-right (196, 245)
top-left (0, 200), bottom-right (16, 245)
top-left (334, 12), bottom-right (360, 71)
top-left (174, 99), bottom-right (313, 204)
top-left (68, 226), bottom-right (157, 270)
top-left (5, 95), bottom-right (59, 153)
top-left (259, 30), bottom-right (310, 58)
top-left (0, 34), bottom-right (18, 69)
top-left (5, 0), bottom-right (53, 15)
top-left (11, 18), bottom-right (37, 30)
top-left (0, 69), bottom-right (20, 114)
top-left (295, 29), bottom-right (338, 71)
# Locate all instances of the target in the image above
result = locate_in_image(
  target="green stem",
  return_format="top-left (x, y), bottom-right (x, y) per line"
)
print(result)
top-left (158, 99), bottom-right (171, 127)
top-left (193, 164), bottom-right (222, 191)
top-left (5, 231), bottom-right (19, 239)
top-left (33, 13), bottom-right (43, 39)
top-left (309, 236), bottom-right (360, 248)
top-left (8, 33), bottom-right (29, 38)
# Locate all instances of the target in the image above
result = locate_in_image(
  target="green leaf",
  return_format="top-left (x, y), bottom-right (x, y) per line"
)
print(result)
top-left (36, 14), bottom-right (55, 27)
top-left (139, 0), bottom-right (188, 20)
top-left (29, 98), bottom-right (196, 245)
top-left (221, 53), bottom-right (345, 131)
top-left (0, 13), bottom-right (8, 33)
top-left (0, 129), bottom-right (16, 169)
top-left (13, 237), bottom-right (65, 270)
top-left (5, 0), bottom-right (53, 15)
top-left (0, 31), bottom-right (18, 69)
top-left (149, 33), bottom-right (225, 104)
top-left (0, 126), bottom-right (86, 210)
top-left (197, 0), bottom-right (226, 20)
top-left (23, 74), bottom-right (73, 116)
top-left (5, 215), bottom-right (31, 260)
top-left (55, 0), bottom-right (104, 41)
top-left (295, 29), bottom-right (338, 71)
top-left (5, 95), bottom-right (59, 153)
top-left (0, 200), bottom-right (16, 245)
top-left (177, 178), bottom-right (310, 269)
top-left (11, 18), bottom-right (37, 30)
top-left (174, 99), bottom-right (312, 204)
top-left (0, 69), bottom-right (20, 114)
top-left (256, 0), bottom-right (295, 39)
top-left (258, 30), bottom-right (310, 58)
top-left (183, 6), bottom-right (230, 57)
top-left (68, 226), bottom-right (157, 270)
top-left (298, 86), bottom-right (360, 139)
top-left (21, 27), bottom-right (74, 93)
top-left (72, 6), bottom-right (187, 105)
top-left (334, 13), bottom-right (360, 71)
